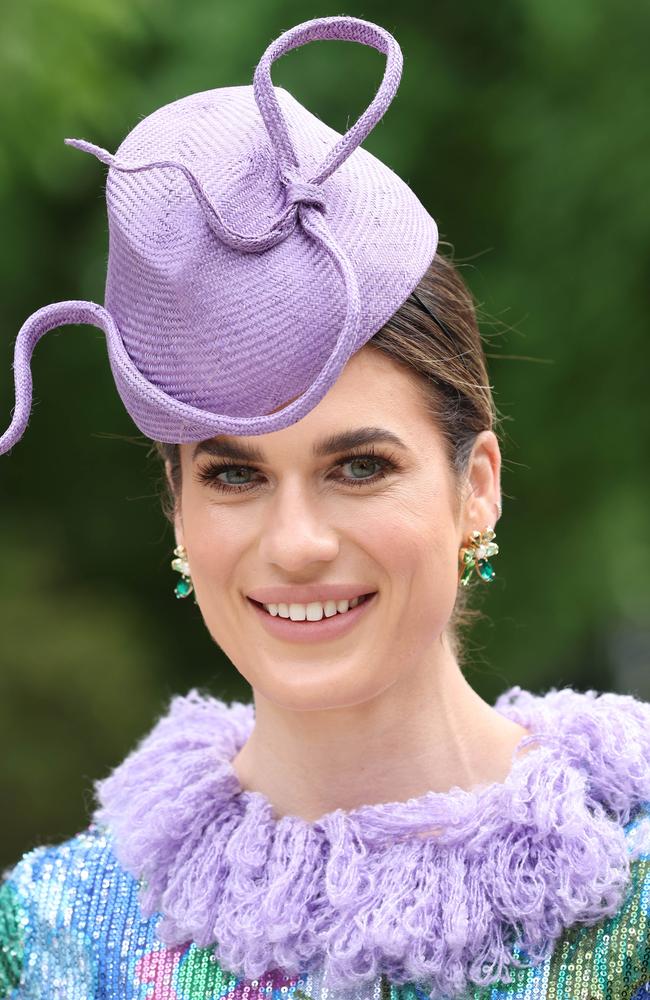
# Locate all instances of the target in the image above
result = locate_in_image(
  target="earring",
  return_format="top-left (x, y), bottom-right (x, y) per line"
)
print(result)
top-left (171, 544), bottom-right (194, 599)
top-left (458, 526), bottom-right (499, 587)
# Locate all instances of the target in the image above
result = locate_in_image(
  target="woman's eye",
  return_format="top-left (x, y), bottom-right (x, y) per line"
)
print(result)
top-left (339, 456), bottom-right (385, 482)
top-left (220, 466), bottom-right (256, 486)
top-left (194, 451), bottom-right (397, 493)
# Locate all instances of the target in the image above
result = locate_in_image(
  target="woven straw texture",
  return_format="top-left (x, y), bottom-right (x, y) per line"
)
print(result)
top-left (0, 16), bottom-right (438, 454)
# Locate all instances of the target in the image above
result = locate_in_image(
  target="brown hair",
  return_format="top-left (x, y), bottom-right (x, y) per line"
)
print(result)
top-left (149, 241), bottom-right (503, 663)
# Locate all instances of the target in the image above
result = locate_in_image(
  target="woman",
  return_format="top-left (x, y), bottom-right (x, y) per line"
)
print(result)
top-left (1, 15), bottom-right (649, 1000)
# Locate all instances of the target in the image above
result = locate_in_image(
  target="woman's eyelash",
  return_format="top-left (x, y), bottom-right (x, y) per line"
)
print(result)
top-left (193, 445), bottom-right (400, 494)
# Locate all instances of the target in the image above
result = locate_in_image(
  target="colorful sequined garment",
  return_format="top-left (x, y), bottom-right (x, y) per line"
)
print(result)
top-left (2, 685), bottom-right (650, 999)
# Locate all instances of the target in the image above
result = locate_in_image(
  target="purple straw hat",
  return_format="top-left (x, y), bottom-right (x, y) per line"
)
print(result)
top-left (0, 15), bottom-right (438, 456)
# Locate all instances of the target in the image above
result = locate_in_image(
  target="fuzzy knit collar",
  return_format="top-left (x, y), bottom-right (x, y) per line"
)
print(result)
top-left (92, 685), bottom-right (650, 998)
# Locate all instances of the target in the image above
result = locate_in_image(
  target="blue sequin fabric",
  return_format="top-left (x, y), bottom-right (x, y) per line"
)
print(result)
top-left (1, 803), bottom-right (649, 999)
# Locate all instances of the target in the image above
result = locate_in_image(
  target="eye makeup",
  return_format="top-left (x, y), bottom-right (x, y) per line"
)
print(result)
top-left (193, 444), bottom-right (401, 494)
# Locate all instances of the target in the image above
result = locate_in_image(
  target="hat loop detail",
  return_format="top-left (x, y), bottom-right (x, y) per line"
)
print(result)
top-left (253, 16), bottom-right (403, 184)
top-left (283, 173), bottom-right (326, 212)
top-left (64, 138), bottom-right (298, 253)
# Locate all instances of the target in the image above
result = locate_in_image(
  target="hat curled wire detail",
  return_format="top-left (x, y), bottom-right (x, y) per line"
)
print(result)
top-left (61, 138), bottom-right (304, 254)
top-left (0, 16), bottom-right (428, 457)
top-left (64, 16), bottom-right (403, 251)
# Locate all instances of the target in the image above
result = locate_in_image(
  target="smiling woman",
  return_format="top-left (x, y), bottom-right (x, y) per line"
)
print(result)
top-left (152, 248), bottom-right (494, 662)
top-left (152, 298), bottom-right (500, 717)
top-left (2, 13), bottom-right (650, 1000)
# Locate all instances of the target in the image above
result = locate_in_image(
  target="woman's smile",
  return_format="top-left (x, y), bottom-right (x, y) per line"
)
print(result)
top-left (246, 590), bottom-right (379, 642)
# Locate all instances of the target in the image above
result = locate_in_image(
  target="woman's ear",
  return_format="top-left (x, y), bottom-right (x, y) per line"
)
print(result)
top-left (174, 514), bottom-right (184, 551)
top-left (461, 430), bottom-right (502, 534)
top-left (165, 458), bottom-right (184, 549)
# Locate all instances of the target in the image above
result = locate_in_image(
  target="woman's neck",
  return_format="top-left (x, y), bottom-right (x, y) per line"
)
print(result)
top-left (231, 642), bottom-right (534, 824)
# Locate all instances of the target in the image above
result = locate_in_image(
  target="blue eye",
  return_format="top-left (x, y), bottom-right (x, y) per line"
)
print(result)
top-left (216, 466), bottom-right (255, 487)
top-left (194, 447), bottom-right (398, 494)
top-left (339, 455), bottom-right (386, 483)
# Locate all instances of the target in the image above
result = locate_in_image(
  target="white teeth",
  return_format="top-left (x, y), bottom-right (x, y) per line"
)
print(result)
top-left (261, 595), bottom-right (368, 621)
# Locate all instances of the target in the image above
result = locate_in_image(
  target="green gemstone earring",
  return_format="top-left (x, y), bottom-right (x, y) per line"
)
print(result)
top-left (458, 526), bottom-right (499, 587)
top-left (171, 544), bottom-right (195, 600)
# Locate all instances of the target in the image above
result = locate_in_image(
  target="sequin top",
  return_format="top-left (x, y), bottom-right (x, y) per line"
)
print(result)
top-left (2, 685), bottom-right (650, 999)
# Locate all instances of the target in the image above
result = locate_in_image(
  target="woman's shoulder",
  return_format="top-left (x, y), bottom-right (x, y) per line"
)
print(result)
top-left (0, 822), bottom-right (158, 998)
top-left (534, 797), bottom-right (650, 999)
top-left (1, 821), bottom-right (137, 914)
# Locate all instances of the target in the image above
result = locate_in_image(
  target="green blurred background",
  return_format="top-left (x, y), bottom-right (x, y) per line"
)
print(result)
top-left (1, 0), bottom-right (649, 868)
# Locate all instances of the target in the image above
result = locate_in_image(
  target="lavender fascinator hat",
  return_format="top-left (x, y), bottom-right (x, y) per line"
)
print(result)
top-left (0, 15), bottom-right (438, 456)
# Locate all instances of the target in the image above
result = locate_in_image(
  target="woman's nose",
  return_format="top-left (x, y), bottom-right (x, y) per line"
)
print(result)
top-left (257, 487), bottom-right (340, 571)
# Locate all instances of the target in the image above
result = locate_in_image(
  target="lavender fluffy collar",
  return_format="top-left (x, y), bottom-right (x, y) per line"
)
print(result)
top-left (93, 685), bottom-right (650, 997)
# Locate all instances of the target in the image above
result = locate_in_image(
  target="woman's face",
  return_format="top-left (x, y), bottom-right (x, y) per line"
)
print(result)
top-left (171, 346), bottom-right (500, 711)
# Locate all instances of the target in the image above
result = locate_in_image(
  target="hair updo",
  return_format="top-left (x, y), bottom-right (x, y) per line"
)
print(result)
top-left (150, 241), bottom-right (503, 665)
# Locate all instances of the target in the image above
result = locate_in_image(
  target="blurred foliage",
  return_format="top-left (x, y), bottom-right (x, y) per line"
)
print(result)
top-left (1, 0), bottom-right (648, 867)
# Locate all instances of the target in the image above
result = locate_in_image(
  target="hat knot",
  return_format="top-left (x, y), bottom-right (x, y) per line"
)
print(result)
top-left (283, 174), bottom-right (326, 212)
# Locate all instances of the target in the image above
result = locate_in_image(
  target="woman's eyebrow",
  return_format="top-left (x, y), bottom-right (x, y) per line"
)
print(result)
top-left (191, 427), bottom-right (409, 464)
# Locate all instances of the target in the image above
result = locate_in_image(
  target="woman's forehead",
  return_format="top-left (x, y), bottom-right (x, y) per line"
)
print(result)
top-left (184, 357), bottom-right (436, 455)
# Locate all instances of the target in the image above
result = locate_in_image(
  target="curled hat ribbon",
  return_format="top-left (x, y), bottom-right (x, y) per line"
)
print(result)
top-left (63, 17), bottom-right (402, 249)
top-left (1, 16), bottom-right (403, 456)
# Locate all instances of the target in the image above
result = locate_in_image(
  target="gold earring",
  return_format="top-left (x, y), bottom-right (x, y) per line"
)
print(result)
top-left (171, 544), bottom-right (194, 599)
top-left (458, 526), bottom-right (499, 587)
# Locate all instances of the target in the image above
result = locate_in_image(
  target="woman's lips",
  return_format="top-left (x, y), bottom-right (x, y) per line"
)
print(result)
top-left (247, 592), bottom-right (378, 643)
